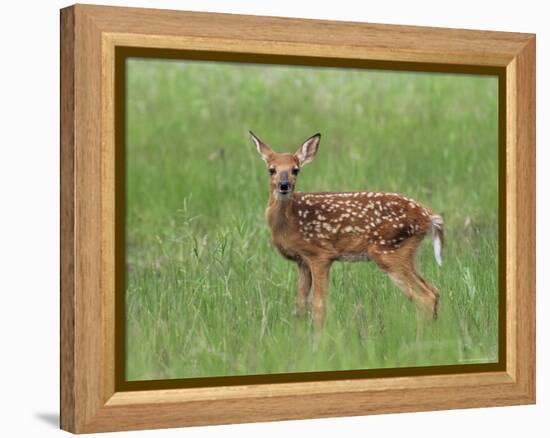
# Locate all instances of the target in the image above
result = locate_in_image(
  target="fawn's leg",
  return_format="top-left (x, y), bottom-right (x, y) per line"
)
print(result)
top-left (309, 259), bottom-right (331, 331)
top-left (377, 259), bottom-right (432, 341)
top-left (386, 267), bottom-right (417, 302)
top-left (414, 271), bottom-right (440, 319)
top-left (295, 261), bottom-right (312, 318)
top-left (401, 236), bottom-right (440, 318)
top-left (370, 242), bottom-right (435, 315)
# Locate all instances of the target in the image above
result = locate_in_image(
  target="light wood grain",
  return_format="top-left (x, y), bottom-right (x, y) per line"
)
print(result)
top-left (101, 26), bottom-right (117, 408)
top-left (512, 37), bottom-right (536, 399)
top-left (87, 4), bottom-right (530, 66)
top-left (506, 57), bottom-right (518, 382)
top-left (60, 6), bottom-right (75, 432)
top-left (107, 371), bottom-right (514, 406)
top-left (89, 384), bottom-right (530, 433)
top-left (60, 4), bottom-right (536, 433)
top-left (74, 7), bottom-right (102, 428)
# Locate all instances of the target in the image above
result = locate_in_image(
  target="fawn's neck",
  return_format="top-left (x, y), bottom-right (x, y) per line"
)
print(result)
top-left (266, 193), bottom-right (295, 233)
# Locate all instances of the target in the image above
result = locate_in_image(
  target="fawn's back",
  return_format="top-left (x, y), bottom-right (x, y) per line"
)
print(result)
top-left (285, 191), bottom-right (433, 260)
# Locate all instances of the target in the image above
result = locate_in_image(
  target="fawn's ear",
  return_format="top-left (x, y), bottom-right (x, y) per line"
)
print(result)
top-left (250, 131), bottom-right (273, 163)
top-left (295, 133), bottom-right (321, 166)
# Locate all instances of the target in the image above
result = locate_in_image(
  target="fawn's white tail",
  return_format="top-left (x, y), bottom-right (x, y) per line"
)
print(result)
top-left (431, 215), bottom-right (444, 267)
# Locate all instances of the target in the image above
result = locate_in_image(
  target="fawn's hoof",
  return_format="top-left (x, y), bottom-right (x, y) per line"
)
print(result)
top-left (432, 297), bottom-right (440, 320)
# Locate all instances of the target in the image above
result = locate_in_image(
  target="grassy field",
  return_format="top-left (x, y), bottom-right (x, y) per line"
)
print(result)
top-left (125, 59), bottom-right (499, 381)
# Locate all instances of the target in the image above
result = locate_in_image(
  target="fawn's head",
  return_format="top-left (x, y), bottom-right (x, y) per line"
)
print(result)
top-left (250, 131), bottom-right (321, 200)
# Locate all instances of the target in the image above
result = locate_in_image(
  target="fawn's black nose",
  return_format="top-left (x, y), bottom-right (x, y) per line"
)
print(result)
top-left (279, 182), bottom-right (290, 192)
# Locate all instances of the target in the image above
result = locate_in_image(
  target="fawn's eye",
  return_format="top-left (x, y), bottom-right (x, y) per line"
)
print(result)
top-left (291, 168), bottom-right (300, 176)
top-left (268, 168), bottom-right (276, 176)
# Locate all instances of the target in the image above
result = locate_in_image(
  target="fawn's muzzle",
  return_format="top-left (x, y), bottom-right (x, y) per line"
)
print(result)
top-left (278, 171), bottom-right (291, 193)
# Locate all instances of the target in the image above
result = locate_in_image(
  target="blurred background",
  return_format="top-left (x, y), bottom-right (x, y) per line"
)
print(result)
top-left (125, 58), bottom-right (499, 381)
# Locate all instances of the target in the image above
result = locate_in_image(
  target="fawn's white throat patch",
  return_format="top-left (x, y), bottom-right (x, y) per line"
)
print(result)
top-left (274, 189), bottom-right (292, 201)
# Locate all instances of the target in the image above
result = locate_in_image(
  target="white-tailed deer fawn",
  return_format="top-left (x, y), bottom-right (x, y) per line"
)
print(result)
top-left (251, 132), bottom-right (444, 329)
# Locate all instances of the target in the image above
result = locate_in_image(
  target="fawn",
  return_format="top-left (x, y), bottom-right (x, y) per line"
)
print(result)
top-left (251, 131), bottom-right (444, 329)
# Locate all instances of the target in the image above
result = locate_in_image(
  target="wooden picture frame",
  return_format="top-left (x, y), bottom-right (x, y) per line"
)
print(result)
top-left (60, 4), bottom-right (536, 433)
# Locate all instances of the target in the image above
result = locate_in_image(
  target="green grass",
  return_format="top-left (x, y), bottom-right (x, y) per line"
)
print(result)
top-left (125, 59), bottom-right (499, 380)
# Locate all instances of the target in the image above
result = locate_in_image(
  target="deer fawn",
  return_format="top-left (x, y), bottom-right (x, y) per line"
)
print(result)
top-left (251, 131), bottom-right (444, 329)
